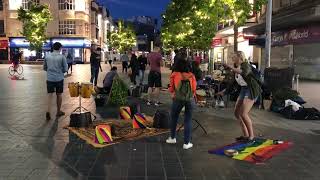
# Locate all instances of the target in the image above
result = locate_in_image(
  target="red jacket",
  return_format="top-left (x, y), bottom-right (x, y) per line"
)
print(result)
top-left (169, 72), bottom-right (197, 97)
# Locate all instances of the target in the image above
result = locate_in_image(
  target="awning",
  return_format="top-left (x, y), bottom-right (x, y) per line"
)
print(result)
top-left (244, 5), bottom-right (320, 35)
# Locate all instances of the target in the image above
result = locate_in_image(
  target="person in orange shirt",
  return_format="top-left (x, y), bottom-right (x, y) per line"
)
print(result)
top-left (166, 56), bottom-right (197, 150)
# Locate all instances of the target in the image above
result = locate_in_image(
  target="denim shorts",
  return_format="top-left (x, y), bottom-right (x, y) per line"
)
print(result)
top-left (238, 87), bottom-right (258, 101)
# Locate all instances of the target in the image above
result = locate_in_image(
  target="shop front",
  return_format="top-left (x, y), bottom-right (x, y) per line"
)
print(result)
top-left (0, 39), bottom-right (9, 62)
top-left (8, 37), bottom-right (91, 63)
top-left (9, 37), bottom-right (51, 61)
top-left (270, 26), bottom-right (320, 80)
top-left (51, 38), bottom-right (91, 63)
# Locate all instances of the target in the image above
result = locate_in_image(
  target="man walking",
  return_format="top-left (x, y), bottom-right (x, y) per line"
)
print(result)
top-left (147, 47), bottom-right (163, 106)
top-left (121, 51), bottom-right (129, 73)
top-left (90, 46), bottom-right (103, 86)
top-left (138, 52), bottom-right (148, 85)
top-left (44, 42), bottom-right (68, 120)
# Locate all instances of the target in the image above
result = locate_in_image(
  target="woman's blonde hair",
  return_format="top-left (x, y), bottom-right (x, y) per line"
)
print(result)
top-left (234, 51), bottom-right (247, 62)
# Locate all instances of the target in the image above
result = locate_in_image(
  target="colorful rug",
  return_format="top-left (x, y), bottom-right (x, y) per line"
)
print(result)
top-left (208, 138), bottom-right (293, 164)
top-left (65, 116), bottom-right (182, 148)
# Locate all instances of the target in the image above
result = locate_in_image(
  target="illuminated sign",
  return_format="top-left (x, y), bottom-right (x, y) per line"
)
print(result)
top-left (52, 38), bottom-right (91, 48)
top-left (9, 38), bottom-right (50, 48)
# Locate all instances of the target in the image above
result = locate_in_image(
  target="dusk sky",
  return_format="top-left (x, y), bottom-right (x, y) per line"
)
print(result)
top-left (98, 0), bottom-right (171, 20)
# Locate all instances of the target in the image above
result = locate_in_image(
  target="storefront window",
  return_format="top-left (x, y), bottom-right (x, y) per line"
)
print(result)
top-left (58, 0), bottom-right (75, 10)
top-left (22, 0), bottom-right (39, 10)
top-left (59, 20), bottom-right (76, 35)
top-left (0, 0), bottom-right (3, 11)
top-left (0, 20), bottom-right (4, 35)
top-left (85, 23), bottom-right (89, 36)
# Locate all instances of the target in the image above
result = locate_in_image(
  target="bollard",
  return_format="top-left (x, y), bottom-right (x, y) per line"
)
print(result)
top-left (292, 75), bottom-right (295, 90)
top-left (296, 74), bottom-right (300, 92)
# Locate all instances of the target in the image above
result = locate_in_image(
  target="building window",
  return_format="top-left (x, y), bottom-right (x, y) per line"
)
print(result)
top-left (58, 0), bottom-right (75, 10)
top-left (85, 23), bottom-right (89, 36)
top-left (22, 0), bottom-right (40, 10)
top-left (59, 20), bottom-right (76, 35)
top-left (0, 0), bottom-right (3, 11)
top-left (0, 20), bottom-right (4, 35)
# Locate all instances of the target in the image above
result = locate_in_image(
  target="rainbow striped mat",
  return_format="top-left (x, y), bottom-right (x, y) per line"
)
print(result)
top-left (208, 138), bottom-right (292, 164)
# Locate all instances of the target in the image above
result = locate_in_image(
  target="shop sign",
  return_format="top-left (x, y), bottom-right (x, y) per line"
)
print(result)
top-left (9, 38), bottom-right (50, 48)
top-left (272, 26), bottom-right (320, 46)
top-left (211, 38), bottom-right (222, 47)
top-left (52, 38), bottom-right (91, 48)
top-left (0, 40), bottom-right (8, 49)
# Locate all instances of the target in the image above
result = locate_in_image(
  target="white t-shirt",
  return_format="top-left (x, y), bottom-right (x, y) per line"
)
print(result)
top-left (235, 74), bottom-right (248, 86)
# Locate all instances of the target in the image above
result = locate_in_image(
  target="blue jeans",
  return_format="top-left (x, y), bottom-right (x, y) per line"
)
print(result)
top-left (139, 70), bottom-right (145, 85)
top-left (170, 99), bottom-right (193, 144)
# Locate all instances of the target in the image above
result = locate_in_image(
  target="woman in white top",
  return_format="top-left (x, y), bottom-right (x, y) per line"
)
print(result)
top-left (218, 51), bottom-right (262, 143)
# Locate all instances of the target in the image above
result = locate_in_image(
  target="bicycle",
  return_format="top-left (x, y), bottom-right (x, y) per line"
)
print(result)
top-left (8, 63), bottom-right (23, 76)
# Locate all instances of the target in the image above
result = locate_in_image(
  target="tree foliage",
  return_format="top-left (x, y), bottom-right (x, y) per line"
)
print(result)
top-left (109, 21), bottom-right (137, 53)
top-left (17, 3), bottom-right (52, 51)
top-left (161, 0), bottom-right (222, 50)
top-left (218, 0), bottom-right (267, 51)
top-left (161, 0), bottom-right (267, 51)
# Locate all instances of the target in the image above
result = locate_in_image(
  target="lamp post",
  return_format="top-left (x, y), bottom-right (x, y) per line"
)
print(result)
top-left (265, 0), bottom-right (272, 68)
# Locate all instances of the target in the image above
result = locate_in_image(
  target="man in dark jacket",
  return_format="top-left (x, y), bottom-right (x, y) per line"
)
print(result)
top-left (138, 52), bottom-right (148, 85)
top-left (128, 51), bottom-right (139, 86)
top-left (90, 46), bottom-right (103, 86)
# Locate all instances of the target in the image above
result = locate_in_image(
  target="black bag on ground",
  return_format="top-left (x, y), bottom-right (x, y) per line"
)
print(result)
top-left (295, 108), bottom-right (320, 120)
top-left (69, 112), bottom-right (92, 127)
top-left (95, 94), bottom-right (107, 107)
top-left (142, 84), bottom-right (149, 93)
top-left (279, 105), bottom-right (296, 119)
top-left (131, 86), bottom-right (142, 97)
top-left (153, 110), bottom-right (171, 129)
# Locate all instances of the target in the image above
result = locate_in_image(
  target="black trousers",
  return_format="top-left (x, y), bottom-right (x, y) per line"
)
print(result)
top-left (90, 67), bottom-right (99, 86)
top-left (122, 61), bottom-right (128, 73)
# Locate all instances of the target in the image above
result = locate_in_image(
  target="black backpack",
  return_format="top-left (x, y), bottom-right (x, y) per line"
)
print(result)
top-left (153, 110), bottom-right (171, 129)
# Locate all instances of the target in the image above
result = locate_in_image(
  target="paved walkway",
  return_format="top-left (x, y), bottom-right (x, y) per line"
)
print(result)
top-left (0, 63), bottom-right (319, 180)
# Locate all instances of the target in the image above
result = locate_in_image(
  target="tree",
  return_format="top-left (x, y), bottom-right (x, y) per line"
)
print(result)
top-left (217, 0), bottom-right (267, 51)
top-left (161, 0), bottom-right (222, 51)
top-left (17, 3), bottom-right (52, 52)
top-left (109, 21), bottom-right (137, 53)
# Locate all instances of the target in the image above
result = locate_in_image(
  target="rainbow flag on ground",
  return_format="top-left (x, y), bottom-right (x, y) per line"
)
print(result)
top-left (208, 138), bottom-right (292, 164)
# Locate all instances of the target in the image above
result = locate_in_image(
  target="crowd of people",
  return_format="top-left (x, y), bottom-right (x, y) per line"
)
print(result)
top-left (43, 42), bottom-right (262, 150)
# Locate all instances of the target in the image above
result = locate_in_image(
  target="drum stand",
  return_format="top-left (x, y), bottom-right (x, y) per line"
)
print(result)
top-left (70, 84), bottom-right (97, 126)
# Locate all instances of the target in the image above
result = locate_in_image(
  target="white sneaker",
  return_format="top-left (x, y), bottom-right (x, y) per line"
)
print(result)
top-left (183, 143), bottom-right (193, 149)
top-left (147, 101), bottom-right (152, 106)
top-left (166, 137), bottom-right (176, 144)
top-left (219, 101), bottom-right (225, 108)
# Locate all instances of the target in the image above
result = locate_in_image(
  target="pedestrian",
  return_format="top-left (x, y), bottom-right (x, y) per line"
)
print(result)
top-left (166, 56), bottom-right (197, 150)
top-left (147, 46), bottom-right (163, 106)
top-left (121, 51), bottom-right (129, 73)
top-left (217, 51), bottom-right (262, 142)
top-left (43, 42), bottom-right (68, 121)
top-left (90, 46), bottom-right (103, 87)
top-left (108, 55), bottom-right (113, 68)
top-left (66, 52), bottom-right (73, 74)
top-left (128, 51), bottom-right (139, 86)
top-left (138, 52), bottom-right (148, 85)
